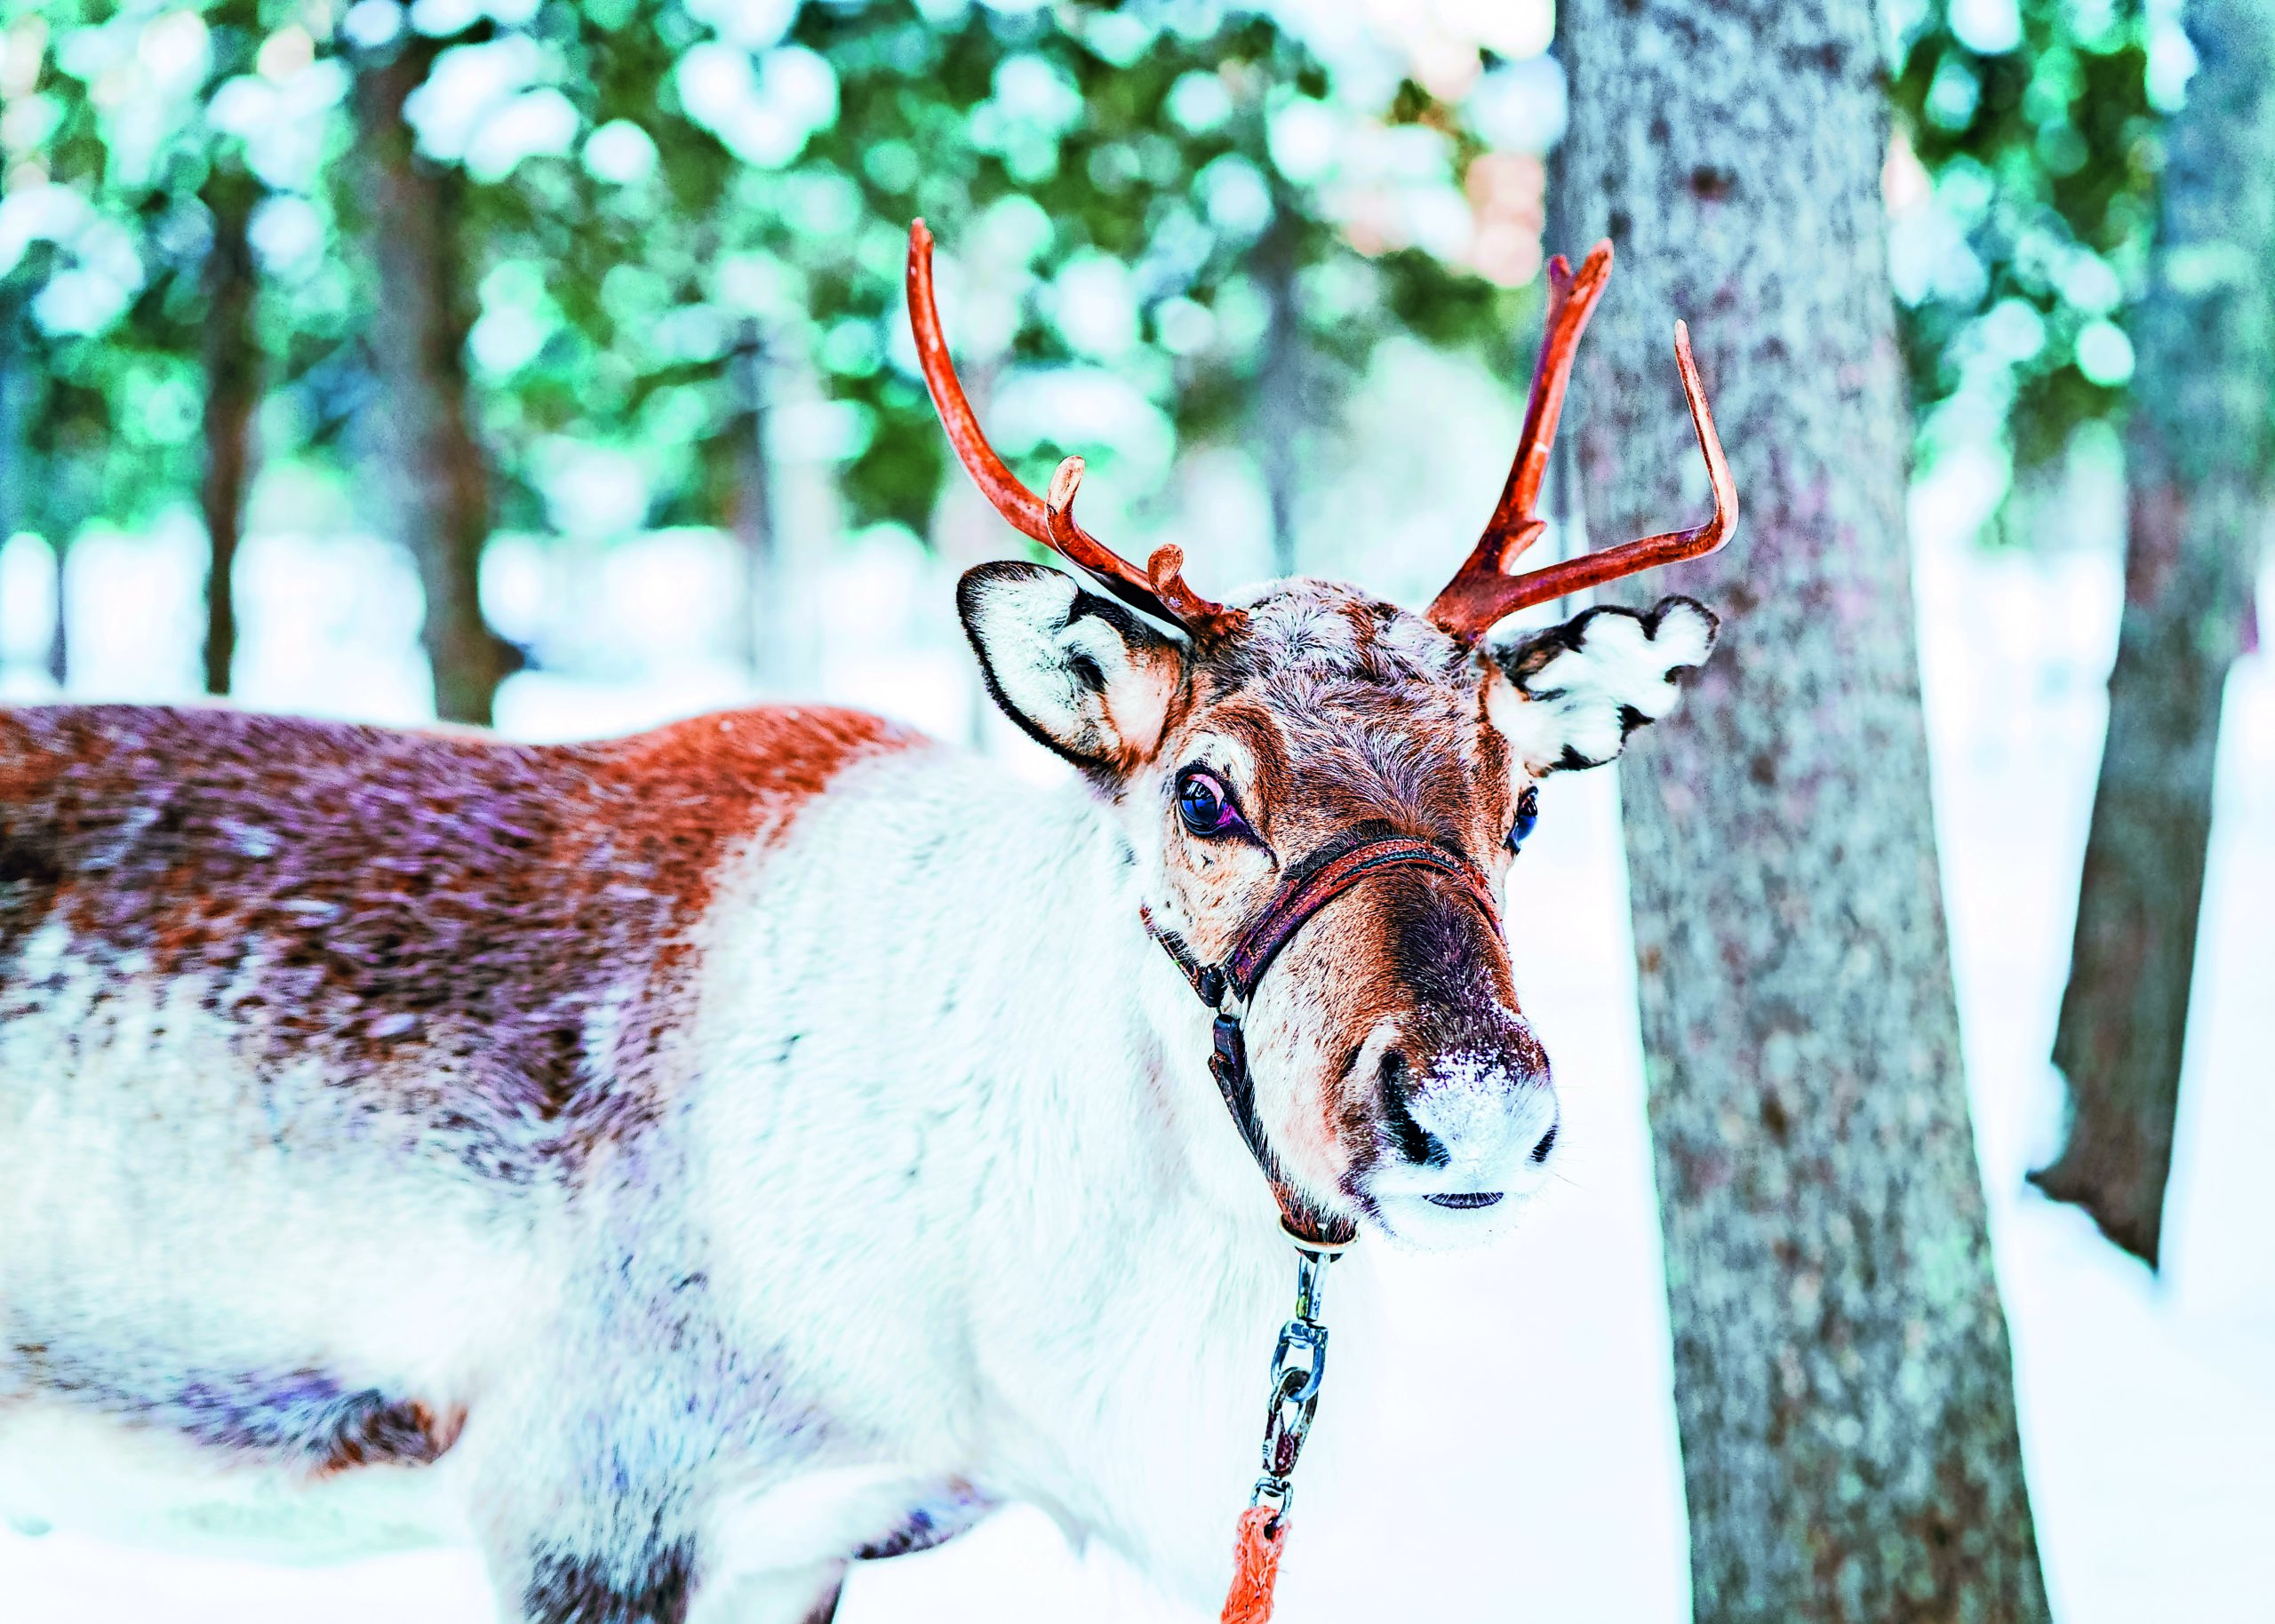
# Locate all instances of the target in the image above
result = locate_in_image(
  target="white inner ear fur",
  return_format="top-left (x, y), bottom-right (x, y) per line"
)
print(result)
top-left (962, 564), bottom-right (1180, 769)
top-left (1486, 599), bottom-right (1716, 776)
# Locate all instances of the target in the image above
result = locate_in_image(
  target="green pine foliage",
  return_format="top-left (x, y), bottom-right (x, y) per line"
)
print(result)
top-left (1888, 0), bottom-right (2162, 474)
top-left (4, 0), bottom-right (1525, 557)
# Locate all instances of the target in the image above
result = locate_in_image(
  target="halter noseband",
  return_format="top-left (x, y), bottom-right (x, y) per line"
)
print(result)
top-left (1144, 836), bottom-right (1503, 1247)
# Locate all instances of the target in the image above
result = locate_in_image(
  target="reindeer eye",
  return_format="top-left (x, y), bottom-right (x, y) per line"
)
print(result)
top-left (1177, 769), bottom-right (1244, 838)
top-left (1506, 785), bottom-right (1540, 854)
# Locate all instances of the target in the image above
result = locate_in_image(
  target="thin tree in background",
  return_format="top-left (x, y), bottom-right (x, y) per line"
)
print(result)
top-left (44, 540), bottom-right (66, 687)
top-left (1256, 195), bottom-right (1305, 579)
top-left (0, 289), bottom-right (17, 645)
top-left (198, 162), bottom-right (260, 697)
top-left (2033, 0), bottom-right (2271, 1267)
top-left (727, 321), bottom-right (783, 686)
top-left (1555, 0), bottom-right (2049, 1616)
top-left (353, 34), bottom-right (514, 725)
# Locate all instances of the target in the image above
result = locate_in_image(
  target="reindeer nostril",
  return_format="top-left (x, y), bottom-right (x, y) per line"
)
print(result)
top-left (1377, 1051), bottom-right (1449, 1168)
top-left (1530, 1120), bottom-right (1560, 1164)
top-left (1400, 1119), bottom-right (1449, 1168)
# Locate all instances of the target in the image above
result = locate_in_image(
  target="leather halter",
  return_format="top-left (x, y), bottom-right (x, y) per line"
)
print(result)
top-left (1145, 837), bottom-right (1503, 1246)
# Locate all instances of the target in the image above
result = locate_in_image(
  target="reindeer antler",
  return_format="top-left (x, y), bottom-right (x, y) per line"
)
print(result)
top-left (906, 219), bottom-right (1247, 641)
top-left (1428, 242), bottom-right (1736, 642)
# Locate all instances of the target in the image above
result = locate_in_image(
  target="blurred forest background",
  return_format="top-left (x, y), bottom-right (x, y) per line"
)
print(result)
top-left (1, 0), bottom-right (1550, 723)
top-left (2, 0), bottom-right (2270, 1620)
top-left (0, 0), bottom-right (2196, 723)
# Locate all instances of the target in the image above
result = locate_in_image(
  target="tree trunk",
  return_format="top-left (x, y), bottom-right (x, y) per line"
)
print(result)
top-left (44, 540), bottom-right (66, 688)
top-left (354, 36), bottom-right (513, 725)
top-left (2, 297), bottom-right (67, 689)
top-left (728, 321), bottom-right (782, 686)
top-left (199, 165), bottom-right (261, 697)
top-left (1554, 3), bottom-right (2049, 1620)
top-left (1256, 203), bottom-right (1303, 579)
top-left (2033, 0), bottom-right (2271, 1268)
top-left (0, 291), bottom-right (17, 656)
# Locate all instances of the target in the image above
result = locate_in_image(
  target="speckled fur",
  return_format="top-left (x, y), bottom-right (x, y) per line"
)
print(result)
top-left (0, 704), bottom-right (900, 1182)
top-left (0, 577), bottom-right (1708, 1622)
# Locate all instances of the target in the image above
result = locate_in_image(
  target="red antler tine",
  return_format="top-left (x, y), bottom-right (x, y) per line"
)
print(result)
top-left (1496, 242), bottom-right (1614, 556)
top-left (906, 220), bottom-right (1244, 640)
top-left (1430, 318), bottom-right (1736, 639)
top-left (1425, 241), bottom-right (1614, 636)
top-left (1485, 320), bottom-right (1736, 616)
top-left (906, 218), bottom-right (1050, 544)
top-left (1045, 458), bottom-right (1245, 641)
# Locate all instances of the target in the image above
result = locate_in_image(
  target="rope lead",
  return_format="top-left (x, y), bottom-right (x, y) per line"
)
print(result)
top-left (1220, 1504), bottom-right (1290, 1624)
top-left (1217, 1232), bottom-right (1345, 1622)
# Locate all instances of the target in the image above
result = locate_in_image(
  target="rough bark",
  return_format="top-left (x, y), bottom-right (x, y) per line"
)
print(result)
top-left (728, 321), bottom-right (783, 685)
top-left (199, 165), bottom-right (261, 697)
top-left (1553, 2), bottom-right (2049, 1619)
top-left (354, 37), bottom-right (513, 725)
top-left (2033, 0), bottom-right (2271, 1267)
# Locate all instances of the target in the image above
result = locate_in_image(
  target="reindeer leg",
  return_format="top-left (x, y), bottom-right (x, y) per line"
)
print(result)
top-left (515, 1538), bottom-right (703, 1624)
top-left (472, 1466), bottom-right (705, 1624)
top-left (801, 1574), bottom-right (844, 1624)
top-left (482, 1477), bottom-right (856, 1624)
top-left (682, 1561), bottom-right (846, 1624)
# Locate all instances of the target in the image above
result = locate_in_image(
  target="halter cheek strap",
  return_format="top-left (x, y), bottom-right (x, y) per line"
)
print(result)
top-left (1143, 836), bottom-right (1503, 1247)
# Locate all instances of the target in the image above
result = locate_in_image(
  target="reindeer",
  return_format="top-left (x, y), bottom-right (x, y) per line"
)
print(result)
top-left (0, 225), bottom-right (1732, 1623)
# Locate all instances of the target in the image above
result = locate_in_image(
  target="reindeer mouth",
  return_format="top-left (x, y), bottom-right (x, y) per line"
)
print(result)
top-left (1423, 1191), bottom-right (1505, 1211)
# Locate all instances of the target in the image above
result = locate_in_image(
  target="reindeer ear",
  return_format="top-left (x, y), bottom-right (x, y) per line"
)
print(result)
top-left (958, 561), bottom-right (1185, 777)
top-left (1487, 596), bottom-right (1717, 775)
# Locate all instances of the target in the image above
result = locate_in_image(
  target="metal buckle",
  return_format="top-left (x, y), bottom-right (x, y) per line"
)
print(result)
top-left (1251, 1472), bottom-right (1294, 1532)
top-left (1270, 1319), bottom-right (1328, 1405)
top-left (1246, 1238), bottom-right (1342, 1526)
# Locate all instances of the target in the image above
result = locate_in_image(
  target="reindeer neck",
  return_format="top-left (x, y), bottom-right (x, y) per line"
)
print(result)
top-left (996, 772), bottom-right (1297, 1252)
top-left (694, 745), bottom-right (1289, 1324)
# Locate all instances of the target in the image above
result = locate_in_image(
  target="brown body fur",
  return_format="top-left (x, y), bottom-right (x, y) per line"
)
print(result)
top-left (0, 703), bottom-right (914, 1182)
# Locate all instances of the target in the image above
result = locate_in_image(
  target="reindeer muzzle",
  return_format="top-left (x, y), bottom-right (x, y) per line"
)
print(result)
top-left (1146, 837), bottom-right (1501, 1246)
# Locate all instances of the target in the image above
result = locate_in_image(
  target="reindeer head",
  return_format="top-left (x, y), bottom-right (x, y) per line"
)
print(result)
top-left (910, 223), bottom-right (1734, 1248)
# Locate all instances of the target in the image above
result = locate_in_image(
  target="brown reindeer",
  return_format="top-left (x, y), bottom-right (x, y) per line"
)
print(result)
top-left (0, 224), bottom-right (1730, 1622)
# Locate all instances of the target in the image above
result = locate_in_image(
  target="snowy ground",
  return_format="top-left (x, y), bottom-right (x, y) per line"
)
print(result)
top-left (2, 466), bottom-right (2268, 1620)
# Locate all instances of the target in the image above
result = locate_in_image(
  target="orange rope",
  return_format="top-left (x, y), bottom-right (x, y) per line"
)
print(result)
top-left (1219, 1506), bottom-right (1289, 1624)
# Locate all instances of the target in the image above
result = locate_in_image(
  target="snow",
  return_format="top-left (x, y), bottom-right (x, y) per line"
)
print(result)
top-left (3, 491), bottom-right (2269, 1620)
top-left (1914, 524), bottom-right (2275, 1624)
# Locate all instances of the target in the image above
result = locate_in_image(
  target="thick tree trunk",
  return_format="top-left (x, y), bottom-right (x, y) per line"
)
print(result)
top-left (728, 321), bottom-right (782, 685)
top-left (199, 166), bottom-right (260, 697)
top-left (354, 37), bottom-right (513, 725)
top-left (1554, 3), bottom-right (2049, 1619)
top-left (2033, 0), bottom-right (2271, 1267)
